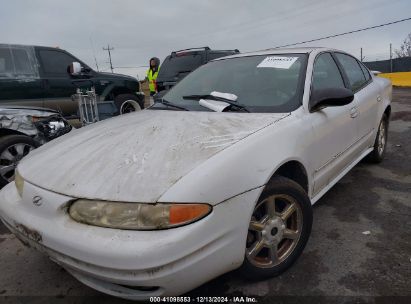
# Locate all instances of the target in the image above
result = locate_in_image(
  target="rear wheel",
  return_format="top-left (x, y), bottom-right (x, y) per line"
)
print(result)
top-left (0, 135), bottom-right (37, 187)
top-left (241, 176), bottom-right (312, 279)
top-left (365, 114), bottom-right (388, 163)
top-left (114, 94), bottom-right (143, 114)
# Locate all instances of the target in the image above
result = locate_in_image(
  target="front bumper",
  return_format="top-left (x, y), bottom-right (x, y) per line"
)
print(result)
top-left (0, 181), bottom-right (261, 300)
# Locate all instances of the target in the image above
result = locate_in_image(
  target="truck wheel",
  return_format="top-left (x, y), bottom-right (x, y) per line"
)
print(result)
top-left (0, 135), bottom-right (38, 187)
top-left (240, 176), bottom-right (312, 280)
top-left (114, 94), bottom-right (143, 114)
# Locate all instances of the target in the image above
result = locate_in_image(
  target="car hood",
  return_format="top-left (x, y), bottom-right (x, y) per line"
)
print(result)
top-left (18, 110), bottom-right (288, 202)
top-left (96, 71), bottom-right (137, 81)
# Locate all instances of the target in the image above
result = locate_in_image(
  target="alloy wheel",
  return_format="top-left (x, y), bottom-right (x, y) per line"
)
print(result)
top-left (0, 143), bottom-right (34, 182)
top-left (377, 119), bottom-right (386, 156)
top-left (246, 194), bottom-right (303, 268)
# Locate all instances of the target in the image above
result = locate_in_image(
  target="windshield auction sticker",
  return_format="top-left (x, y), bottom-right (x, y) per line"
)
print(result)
top-left (257, 56), bottom-right (299, 69)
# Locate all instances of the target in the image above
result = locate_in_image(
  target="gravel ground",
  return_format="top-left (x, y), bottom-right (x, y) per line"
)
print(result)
top-left (0, 88), bottom-right (410, 304)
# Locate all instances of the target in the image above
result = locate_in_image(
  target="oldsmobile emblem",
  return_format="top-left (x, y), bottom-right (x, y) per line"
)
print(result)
top-left (32, 196), bottom-right (42, 206)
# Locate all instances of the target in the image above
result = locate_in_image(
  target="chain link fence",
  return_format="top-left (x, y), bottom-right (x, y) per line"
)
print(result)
top-left (364, 57), bottom-right (411, 73)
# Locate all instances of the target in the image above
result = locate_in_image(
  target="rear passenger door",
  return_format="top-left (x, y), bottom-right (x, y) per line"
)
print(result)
top-left (334, 53), bottom-right (379, 150)
top-left (0, 45), bottom-right (44, 107)
top-left (309, 52), bottom-right (358, 197)
top-left (36, 48), bottom-right (79, 117)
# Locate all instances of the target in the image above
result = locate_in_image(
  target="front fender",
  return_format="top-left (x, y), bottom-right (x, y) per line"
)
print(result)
top-left (99, 82), bottom-right (116, 100)
top-left (158, 111), bottom-right (315, 205)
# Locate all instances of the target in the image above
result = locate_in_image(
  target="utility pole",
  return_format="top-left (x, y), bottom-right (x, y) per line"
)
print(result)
top-left (360, 48), bottom-right (364, 62)
top-left (389, 43), bottom-right (393, 73)
top-left (103, 44), bottom-right (114, 73)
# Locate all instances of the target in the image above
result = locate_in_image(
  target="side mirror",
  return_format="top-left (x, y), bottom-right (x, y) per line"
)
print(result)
top-left (309, 88), bottom-right (354, 112)
top-left (68, 62), bottom-right (82, 76)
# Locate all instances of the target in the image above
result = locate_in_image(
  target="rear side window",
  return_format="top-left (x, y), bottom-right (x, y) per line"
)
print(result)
top-left (12, 48), bottom-right (36, 75)
top-left (0, 47), bottom-right (14, 76)
top-left (358, 62), bottom-right (371, 82)
top-left (312, 53), bottom-right (345, 91)
top-left (39, 50), bottom-right (76, 76)
top-left (335, 53), bottom-right (367, 91)
top-left (0, 46), bottom-right (39, 78)
top-left (158, 54), bottom-right (203, 79)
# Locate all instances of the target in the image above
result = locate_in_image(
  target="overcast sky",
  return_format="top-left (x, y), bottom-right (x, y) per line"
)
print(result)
top-left (1, 0), bottom-right (410, 79)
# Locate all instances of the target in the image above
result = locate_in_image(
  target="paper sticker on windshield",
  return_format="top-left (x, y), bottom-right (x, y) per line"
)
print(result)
top-left (257, 56), bottom-right (299, 69)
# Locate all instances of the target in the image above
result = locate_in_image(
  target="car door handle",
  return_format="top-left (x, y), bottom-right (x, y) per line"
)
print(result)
top-left (350, 107), bottom-right (358, 118)
top-left (377, 95), bottom-right (382, 102)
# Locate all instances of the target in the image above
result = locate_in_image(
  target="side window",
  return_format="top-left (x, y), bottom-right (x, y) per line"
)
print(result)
top-left (158, 54), bottom-right (202, 78)
top-left (335, 53), bottom-right (366, 91)
top-left (312, 53), bottom-right (345, 91)
top-left (358, 61), bottom-right (371, 82)
top-left (0, 47), bottom-right (38, 77)
top-left (39, 50), bottom-right (76, 76)
top-left (12, 48), bottom-right (36, 76)
top-left (0, 47), bottom-right (14, 76)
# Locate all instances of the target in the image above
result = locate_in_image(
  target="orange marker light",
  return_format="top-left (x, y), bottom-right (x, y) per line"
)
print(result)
top-left (169, 204), bottom-right (211, 225)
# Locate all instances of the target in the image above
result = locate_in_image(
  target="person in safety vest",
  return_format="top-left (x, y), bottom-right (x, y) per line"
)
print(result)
top-left (145, 57), bottom-right (160, 96)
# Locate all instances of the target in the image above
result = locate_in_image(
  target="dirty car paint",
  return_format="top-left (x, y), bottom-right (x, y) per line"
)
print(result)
top-left (18, 110), bottom-right (288, 203)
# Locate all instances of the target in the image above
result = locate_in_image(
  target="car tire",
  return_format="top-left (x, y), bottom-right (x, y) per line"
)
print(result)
top-left (0, 135), bottom-right (38, 187)
top-left (114, 94), bottom-right (143, 114)
top-left (240, 176), bottom-right (312, 280)
top-left (365, 114), bottom-right (388, 163)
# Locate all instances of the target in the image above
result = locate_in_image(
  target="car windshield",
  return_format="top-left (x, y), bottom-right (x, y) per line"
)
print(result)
top-left (157, 54), bottom-right (308, 113)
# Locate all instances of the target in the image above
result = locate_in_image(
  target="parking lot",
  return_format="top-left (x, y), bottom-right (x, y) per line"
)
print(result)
top-left (0, 88), bottom-right (410, 303)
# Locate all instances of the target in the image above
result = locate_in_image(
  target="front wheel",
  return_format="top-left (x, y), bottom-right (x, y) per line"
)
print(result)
top-left (114, 94), bottom-right (143, 115)
top-left (240, 176), bottom-right (312, 279)
top-left (0, 135), bottom-right (38, 187)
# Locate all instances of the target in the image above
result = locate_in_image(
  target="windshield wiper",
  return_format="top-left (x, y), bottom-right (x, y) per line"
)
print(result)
top-left (159, 99), bottom-right (189, 111)
top-left (183, 94), bottom-right (250, 112)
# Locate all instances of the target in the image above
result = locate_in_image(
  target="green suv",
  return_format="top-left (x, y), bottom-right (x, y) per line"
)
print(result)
top-left (0, 44), bottom-right (144, 118)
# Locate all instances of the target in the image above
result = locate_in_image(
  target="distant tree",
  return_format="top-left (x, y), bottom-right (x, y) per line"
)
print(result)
top-left (395, 33), bottom-right (411, 58)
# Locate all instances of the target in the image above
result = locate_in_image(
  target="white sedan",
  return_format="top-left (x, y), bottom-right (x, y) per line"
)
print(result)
top-left (0, 47), bottom-right (391, 300)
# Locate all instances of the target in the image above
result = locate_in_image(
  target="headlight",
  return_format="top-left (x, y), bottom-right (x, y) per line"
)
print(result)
top-left (32, 115), bottom-right (71, 140)
top-left (69, 200), bottom-right (212, 230)
top-left (15, 170), bottom-right (24, 197)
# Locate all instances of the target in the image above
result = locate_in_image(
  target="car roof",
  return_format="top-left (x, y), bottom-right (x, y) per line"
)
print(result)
top-left (213, 47), bottom-right (340, 60)
top-left (168, 47), bottom-right (239, 57)
top-left (0, 43), bottom-right (64, 51)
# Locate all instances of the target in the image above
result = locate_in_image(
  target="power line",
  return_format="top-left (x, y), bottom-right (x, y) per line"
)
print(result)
top-left (89, 37), bottom-right (99, 71)
top-left (273, 17), bottom-right (411, 48)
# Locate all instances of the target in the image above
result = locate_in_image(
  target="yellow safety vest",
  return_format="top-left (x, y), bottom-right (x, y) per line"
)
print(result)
top-left (147, 68), bottom-right (159, 92)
